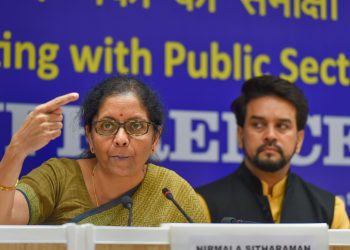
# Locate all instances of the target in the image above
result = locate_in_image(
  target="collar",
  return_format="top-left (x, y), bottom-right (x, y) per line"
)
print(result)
top-left (237, 162), bottom-right (289, 197)
top-left (261, 175), bottom-right (288, 198)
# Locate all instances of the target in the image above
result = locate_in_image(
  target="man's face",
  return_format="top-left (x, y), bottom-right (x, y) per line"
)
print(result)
top-left (238, 95), bottom-right (304, 172)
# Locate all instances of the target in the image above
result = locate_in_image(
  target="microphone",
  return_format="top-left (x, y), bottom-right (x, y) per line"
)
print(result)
top-left (162, 187), bottom-right (193, 223)
top-left (221, 217), bottom-right (255, 223)
top-left (121, 195), bottom-right (133, 226)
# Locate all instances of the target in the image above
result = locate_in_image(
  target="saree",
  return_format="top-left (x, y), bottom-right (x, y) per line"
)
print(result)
top-left (17, 158), bottom-right (209, 226)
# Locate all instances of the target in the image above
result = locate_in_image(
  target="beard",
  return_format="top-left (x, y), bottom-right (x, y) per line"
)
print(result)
top-left (245, 140), bottom-right (295, 173)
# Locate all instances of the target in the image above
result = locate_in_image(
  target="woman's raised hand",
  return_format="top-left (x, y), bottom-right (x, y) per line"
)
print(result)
top-left (10, 93), bottom-right (79, 156)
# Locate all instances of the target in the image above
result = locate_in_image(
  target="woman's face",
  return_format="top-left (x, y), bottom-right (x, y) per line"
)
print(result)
top-left (86, 93), bottom-right (161, 177)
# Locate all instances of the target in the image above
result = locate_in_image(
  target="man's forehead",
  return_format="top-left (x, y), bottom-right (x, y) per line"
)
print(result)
top-left (248, 115), bottom-right (292, 123)
top-left (245, 96), bottom-right (297, 122)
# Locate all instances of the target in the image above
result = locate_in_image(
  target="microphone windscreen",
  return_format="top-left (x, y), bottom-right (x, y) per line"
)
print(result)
top-left (221, 217), bottom-right (255, 223)
top-left (221, 217), bottom-right (237, 223)
top-left (121, 195), bottom-right (133, 209)
top-left (162, 187), bottom-right (173, 199)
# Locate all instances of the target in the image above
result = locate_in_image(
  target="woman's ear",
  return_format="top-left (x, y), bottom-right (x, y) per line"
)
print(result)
top-left (151, 127), bottom-right (162, 153)
top-left (85, 125), bottom-right (94, 153)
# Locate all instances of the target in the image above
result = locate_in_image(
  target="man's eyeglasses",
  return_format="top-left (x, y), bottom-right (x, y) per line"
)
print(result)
top-left (93, 120), bottom-right (154, 136)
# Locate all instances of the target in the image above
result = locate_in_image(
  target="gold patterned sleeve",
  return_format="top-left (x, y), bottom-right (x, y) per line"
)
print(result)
top-left (16, 159), bottom-right (60, 224)
top-left (197, 192), bottom-right (211, 222)
top-left (331, 196), bottom-right (350, 229)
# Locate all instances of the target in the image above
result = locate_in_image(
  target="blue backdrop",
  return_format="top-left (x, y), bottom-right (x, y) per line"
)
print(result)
top-left (1, 0), bottom-right (350, 213)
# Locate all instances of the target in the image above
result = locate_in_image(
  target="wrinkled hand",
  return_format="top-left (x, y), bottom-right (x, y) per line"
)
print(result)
top-left (10, 93), bottom-right (79, 156)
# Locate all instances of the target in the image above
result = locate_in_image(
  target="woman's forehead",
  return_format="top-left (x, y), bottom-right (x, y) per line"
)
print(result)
top-left (97, 94), bottom-right (148, 119)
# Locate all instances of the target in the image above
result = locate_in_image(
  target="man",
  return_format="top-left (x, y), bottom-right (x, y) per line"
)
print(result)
top-left (197, 75), bottom-right (349, 229)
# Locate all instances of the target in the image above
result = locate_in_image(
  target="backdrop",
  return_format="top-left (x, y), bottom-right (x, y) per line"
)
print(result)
top-left (1, 0), bottom-right (350, 213)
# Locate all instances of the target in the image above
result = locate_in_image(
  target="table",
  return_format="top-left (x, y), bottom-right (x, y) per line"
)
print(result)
top-left (0, 224), bottom-right (349, 250)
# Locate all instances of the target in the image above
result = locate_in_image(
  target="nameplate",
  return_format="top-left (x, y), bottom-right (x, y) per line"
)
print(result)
top-left (162, 223), bottom-right (328, 250)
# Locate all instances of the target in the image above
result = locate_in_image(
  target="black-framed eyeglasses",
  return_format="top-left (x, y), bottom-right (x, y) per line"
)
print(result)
top-left (93, 120), bottom-right (154, 136)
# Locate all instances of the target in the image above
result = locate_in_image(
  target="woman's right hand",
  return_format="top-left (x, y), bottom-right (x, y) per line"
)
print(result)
top-left (0, 93), bottom-right (79, 224)
top-left (9, 93), bottom-right (79, 157)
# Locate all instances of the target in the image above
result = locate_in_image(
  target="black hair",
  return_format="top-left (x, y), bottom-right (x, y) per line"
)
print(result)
top-left (231, 75), bottom-right (308, 131)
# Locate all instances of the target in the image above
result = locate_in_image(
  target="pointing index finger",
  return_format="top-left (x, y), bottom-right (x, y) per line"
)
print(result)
top-left (39, 93), bottom-right (79, 113)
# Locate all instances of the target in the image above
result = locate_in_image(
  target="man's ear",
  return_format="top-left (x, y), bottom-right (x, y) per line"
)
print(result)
top-left (296, 130), bottom-right (305, 154)
top-left (237, 126), bottom-right (243, 149)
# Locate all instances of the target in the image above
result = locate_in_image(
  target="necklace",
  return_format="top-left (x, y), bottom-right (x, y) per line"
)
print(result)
top-left (91, 165), bottom-right (99, 207)
top-left (91, 164), bottom-right (148, 207)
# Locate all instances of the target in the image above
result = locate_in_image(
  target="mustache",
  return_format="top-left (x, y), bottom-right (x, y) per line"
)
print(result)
top-left (256, 140), bottom-right (283, 155)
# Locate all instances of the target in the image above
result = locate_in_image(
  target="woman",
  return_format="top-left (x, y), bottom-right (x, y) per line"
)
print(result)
top-left (0, 76), bottom-right (209, 225)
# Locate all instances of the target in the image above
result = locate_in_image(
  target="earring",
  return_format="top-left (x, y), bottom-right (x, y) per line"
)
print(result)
top-left (90, 146), bottom-right (94, 153)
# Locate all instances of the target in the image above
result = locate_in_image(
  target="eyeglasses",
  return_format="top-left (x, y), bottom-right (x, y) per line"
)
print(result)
top-left (93, 120), bottom-right (154, 136)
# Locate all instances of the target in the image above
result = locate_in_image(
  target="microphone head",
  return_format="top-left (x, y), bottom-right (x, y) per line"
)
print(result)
top-left (162, 187), bottom-right (173, 200)
top-left (221, 217), bottom-right (238, 223)
top-left (221, 217), bottom-right (255, 223)
top-left (121, 195), bottom-right (133, 209)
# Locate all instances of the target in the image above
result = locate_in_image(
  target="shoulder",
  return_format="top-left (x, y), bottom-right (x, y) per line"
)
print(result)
top-left (29, 158), bottom-right (81, 177)
top-left (196, 171), bottom-right (237, 196)
top-left (44, 157), bottom-right (79, 169)
top-left (44, 157), bottom-right (79, 166)
top-left (147, 163), bottom-right (187, 184)
top-left (144, 163), bottom-right (196, 197)
top-left (289, 172), bottom-right (335, 199)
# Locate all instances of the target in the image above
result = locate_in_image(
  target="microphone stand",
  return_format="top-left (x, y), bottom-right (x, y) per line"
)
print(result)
top-left (162, 187), bottom-right (193, 223)
top-left (121, 196), bottom-right (133, 226)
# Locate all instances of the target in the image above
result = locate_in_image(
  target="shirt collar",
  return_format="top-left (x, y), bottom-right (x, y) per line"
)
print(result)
top-left (261, 175), bottom-right (288, 197)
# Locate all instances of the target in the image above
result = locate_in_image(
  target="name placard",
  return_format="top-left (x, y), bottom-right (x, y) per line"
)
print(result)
top-left (162, 223), bottom-right (328, 250)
